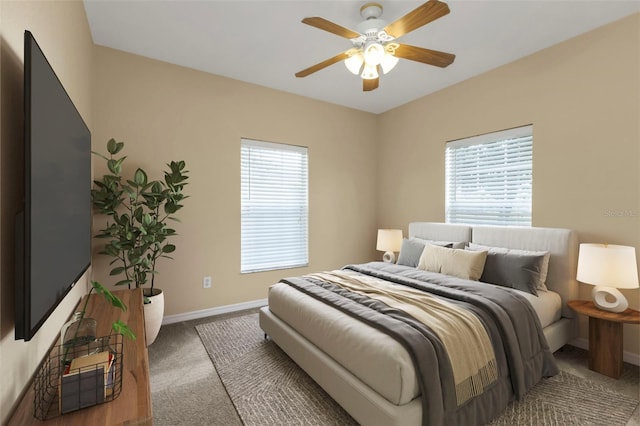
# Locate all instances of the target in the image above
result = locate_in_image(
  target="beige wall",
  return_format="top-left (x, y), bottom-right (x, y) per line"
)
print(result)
top-left (0, 3), bottom-right (638, 421)
top-left (90, 46), bottom-right (379, 317)
top-left (377, 14), bottom-right (640, 355)
top-left (0, 1), bottom-right (93, 423)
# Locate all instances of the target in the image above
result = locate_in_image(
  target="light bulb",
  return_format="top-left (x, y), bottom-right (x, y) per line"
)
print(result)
top-left (344, 53), bottom-right (364, 75)
top-left (361, 63), bottom-right (379, 80)
top-left (380, 53), bottom-right (399, 74)
top-left (363, 42), bottom-right (385, 66)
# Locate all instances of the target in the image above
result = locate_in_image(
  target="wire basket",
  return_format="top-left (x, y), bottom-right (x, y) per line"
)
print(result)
top-left (33, 334), bottom-right (123, 420)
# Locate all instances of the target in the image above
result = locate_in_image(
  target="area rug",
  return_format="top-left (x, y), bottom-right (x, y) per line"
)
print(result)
top-left (196, 313), bottom-right (638, 426)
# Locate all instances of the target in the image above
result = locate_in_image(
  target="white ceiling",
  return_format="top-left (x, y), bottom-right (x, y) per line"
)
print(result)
top-left (83, 0), bottom-right (640, 114)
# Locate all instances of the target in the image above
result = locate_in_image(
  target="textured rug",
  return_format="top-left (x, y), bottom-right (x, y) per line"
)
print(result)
top-left (196, 313), bottom-right (356, 425)
top-left (196, 313), bottom-right (639, 426)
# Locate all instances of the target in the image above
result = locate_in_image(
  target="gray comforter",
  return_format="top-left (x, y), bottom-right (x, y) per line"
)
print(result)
top-left (280, 262), bottom-right (558, 426)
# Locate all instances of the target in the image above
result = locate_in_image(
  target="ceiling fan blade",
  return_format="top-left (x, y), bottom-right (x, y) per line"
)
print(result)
top-left (295, 51), bottom-right (351, 78)
top-left (302, 17), bottom-right (361, 39)
top-left (394, 44), bottom-right (455, 68)
top-left (363, 78), bottom-right (379, 92)
top-left (384, 0), bottom-right (450, 39)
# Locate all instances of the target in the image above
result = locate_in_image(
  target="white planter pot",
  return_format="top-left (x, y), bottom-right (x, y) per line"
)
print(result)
top-left (143, 288), bottom-right (164, 346)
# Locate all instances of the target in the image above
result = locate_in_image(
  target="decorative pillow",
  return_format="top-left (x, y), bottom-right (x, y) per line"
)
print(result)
top-left (418, 244), bottom-right (487, 281)
top-left (397, 238), bottom-right (454, 267)
top-left (397, 239), bottom-right (426, 267)
top-left (467, 243), bottom-right (551, 295)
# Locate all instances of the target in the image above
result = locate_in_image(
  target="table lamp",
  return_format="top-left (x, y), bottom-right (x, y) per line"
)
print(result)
top-left (576, 243), bottom-right (639, 312)
top-left (376, 229), bottom-right (403, 263)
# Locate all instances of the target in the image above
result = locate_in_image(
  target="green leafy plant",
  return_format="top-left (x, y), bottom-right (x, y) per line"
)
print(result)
top-left (82, 281), bottom-right (136, 340)
top-left (91, 139), bottom-right (189, 297)
top-left (62, 281), bottom-right (135, 365)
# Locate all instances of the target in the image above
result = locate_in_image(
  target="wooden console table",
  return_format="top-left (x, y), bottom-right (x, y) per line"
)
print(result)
top-left (568, 299), bottom-right (640, 379)
top-left (7, 288), bottom-right (152, 425)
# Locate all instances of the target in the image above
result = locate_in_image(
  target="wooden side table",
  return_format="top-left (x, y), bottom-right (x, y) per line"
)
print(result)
top-left (567, 300), bottom-right (640, 379)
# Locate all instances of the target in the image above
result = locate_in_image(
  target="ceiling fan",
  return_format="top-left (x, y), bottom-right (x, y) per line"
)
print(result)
top-left (295, 0), bottom-right (456, 92)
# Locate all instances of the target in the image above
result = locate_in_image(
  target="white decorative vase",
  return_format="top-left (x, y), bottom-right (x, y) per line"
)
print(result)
top-left (143, 288), bottom-right (164, 346)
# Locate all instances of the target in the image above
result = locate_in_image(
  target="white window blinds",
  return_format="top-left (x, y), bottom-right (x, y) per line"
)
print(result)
top-left (445, 125), bottom-right (533, 226)
top-left (241, 139), bottom-right (308, 273)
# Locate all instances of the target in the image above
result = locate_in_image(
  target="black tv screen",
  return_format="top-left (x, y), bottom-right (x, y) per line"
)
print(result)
top-left (15, 31), bottom-right (92, 341)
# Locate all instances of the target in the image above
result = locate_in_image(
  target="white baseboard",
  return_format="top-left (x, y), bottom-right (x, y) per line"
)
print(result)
top-left (569, 337), bottom-right (640, 366)
top-left (162, 298), bottom-right (268, 325)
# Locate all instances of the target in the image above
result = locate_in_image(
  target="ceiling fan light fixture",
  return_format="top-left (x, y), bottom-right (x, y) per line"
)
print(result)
top-left (361, 63), bottom-right (379, 80)
top-left (295, 1), bottom-right (456, 92)
top-left (380, 52), bottom-right (399, 74)
top-left (363, 42), bottom-right (385, 66)
top-left (345, 52), bottom-right (364, 75)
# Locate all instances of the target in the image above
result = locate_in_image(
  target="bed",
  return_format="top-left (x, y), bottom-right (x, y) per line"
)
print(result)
top-left (259, 222), bottom-right (579, 425)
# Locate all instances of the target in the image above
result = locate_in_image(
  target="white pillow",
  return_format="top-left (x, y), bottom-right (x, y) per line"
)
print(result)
top-left (418, 244), bottom-right (487, 281)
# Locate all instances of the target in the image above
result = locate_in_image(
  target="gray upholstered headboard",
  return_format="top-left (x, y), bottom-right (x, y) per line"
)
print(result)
top-left (408, 222), bottom-right (579, 318)
top-left (408, 222), bottom-right (472, 245)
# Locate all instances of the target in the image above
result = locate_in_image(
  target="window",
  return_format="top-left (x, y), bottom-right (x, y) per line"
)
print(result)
top-left (241, 139), bottom-right (308, 273)
top-left (445, 125), bottom-right (532, 226)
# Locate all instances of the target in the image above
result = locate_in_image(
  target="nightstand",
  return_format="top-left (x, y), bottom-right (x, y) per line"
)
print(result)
top-left (567, 300), bottom-right (640, 379)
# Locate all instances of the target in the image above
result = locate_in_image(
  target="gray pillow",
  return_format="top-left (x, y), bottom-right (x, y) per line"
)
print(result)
top-left (397, 238), bottom-right (453, 267)
top-left (397, 239), bottom-right (426, 267)
top-left (467, 244), bottom-right (550, 295)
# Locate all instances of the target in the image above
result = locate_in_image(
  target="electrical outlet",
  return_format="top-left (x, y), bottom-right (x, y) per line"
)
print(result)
top-left (203, 276), bottom-right (212, 289)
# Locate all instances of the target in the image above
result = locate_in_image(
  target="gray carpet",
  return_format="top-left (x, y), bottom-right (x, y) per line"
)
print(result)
top-left (196, 313), bottom-right (357, 426)
top-left (149, 310), bottom-right (640, 426)
top-left (149, 315), bottom-right (244, 426)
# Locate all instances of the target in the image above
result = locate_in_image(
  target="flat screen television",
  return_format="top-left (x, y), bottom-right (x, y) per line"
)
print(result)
top-left (15, 31), bottom-right (92, 341)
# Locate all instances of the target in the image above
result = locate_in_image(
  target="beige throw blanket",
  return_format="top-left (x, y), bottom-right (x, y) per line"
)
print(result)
top-left (308, 270), bottom-right (498, 406)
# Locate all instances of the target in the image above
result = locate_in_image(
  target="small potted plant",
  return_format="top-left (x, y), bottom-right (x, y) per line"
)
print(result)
top-left (61, 281), bottom-right (135, 362)
top-left (62, 281), bottom-right (135, 345)
top-left (57, 281), bottom-right (135, 413)
top-left (91, 139), bottom-right (189, 345)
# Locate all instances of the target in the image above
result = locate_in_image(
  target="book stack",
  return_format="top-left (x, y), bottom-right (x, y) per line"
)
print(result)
top-left (59, 351), bottom-right (116, 414)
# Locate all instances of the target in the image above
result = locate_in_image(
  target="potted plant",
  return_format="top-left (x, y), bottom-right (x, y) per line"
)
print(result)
top-left (63, 281), bottom-right (136, 345)
top-left (61, 281), bottom-right (135, 364)
top-left (91, 138), bottom-right (189, 345)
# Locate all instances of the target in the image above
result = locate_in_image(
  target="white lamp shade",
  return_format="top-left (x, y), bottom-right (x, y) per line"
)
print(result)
top-left (376, 229), bottom-right (403, 252)
top-left (345, 53), bottom-right (364, 75)
top-left (380, 53), bottom-right (399, 74)
top-left (363, 42), bottom-right (385, 66)
top-left (577, 243), bottom-right (639, 289)
top-left (361, 63), bottom-right (379, 80)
